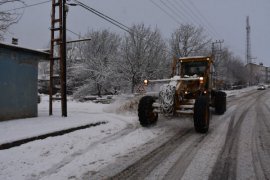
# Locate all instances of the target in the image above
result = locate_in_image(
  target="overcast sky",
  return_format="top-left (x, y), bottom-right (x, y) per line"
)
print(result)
top-left (3, 0), bottom-right (270, 66)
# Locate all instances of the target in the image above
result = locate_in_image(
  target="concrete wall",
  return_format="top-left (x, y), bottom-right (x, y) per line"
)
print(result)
top-left (0, 44), bottom-right (48, 121)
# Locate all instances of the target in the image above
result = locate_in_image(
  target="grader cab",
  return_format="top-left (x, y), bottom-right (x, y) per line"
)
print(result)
top-left (138, 56), bottom-right (226, 133)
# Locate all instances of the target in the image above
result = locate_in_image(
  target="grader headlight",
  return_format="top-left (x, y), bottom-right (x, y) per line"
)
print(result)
top-left (144, 79), bottom-right (149, 86)
top-left (199, 77), bottom-right (204, 84)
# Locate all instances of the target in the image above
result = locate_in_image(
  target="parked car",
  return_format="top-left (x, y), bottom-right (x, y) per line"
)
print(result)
top-left (257, 84), bottom-right (266, 90)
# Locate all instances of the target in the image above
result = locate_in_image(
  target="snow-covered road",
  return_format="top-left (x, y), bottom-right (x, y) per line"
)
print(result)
top-left (1, 86), bottom-right (270, 180)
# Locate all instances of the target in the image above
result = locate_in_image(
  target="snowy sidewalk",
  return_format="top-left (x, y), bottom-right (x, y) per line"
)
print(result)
top-left (0, 96), bottom-right (131, 147)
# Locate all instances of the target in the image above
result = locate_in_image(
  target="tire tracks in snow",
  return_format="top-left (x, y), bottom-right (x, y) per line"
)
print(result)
top-left (91, 108), bottom-right (233, 179)
top-left (209, 90), bottom-right (265, 180)
top-left (251, 94), bottom-right (270, 180)
top-left (97, 128), bottom-right (196, 180)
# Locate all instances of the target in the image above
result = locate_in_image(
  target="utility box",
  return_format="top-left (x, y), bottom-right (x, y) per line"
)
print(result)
top-left (0, 42), bottom-right (49, 121)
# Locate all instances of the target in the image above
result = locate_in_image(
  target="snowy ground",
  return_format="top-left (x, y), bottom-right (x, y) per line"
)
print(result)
top-left (0, 86), bottom-right (257, 180)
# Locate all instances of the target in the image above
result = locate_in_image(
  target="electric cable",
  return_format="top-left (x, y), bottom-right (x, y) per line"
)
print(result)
top-left (4, 0), bottom-right (51, 12)
top-left (66, 28), bottom-right (81, 38)
top-left (149, 0), bottom-right (182, 25)
top-left (170, 0), bottom-right (218, 38)
top-left (71, 0), bottom-right (176, 57)
top-left (183, 0), bottom-right (221, 38)
top-left (73, 0), bottom-right (132, 34)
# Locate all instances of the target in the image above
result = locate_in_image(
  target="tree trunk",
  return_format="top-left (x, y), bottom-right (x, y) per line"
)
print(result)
top-left (131, 75), bottom-right (135, 94)
top-left (97, 83), bottom-right (102, 97)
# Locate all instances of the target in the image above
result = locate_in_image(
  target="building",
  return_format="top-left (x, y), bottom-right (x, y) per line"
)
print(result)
top-left (246, 62), bottom-right (270, 84)
top-left (0, 42), bottom-right (49, 121)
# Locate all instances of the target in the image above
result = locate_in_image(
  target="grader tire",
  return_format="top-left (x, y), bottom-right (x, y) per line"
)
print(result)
top-left (215, 91), bottom-right (226, 115)
top-left (138, 96), bottom-right (158, 127)
top-left (194, 96), bottom-right (210, 133)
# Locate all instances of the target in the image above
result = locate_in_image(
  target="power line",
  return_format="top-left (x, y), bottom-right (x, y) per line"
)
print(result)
top-left (149, 0), bottom-right (182, 25)
top-left (4, 0), bottom-right (51, 12)
top-left (167, 0), bottom-right (196, 24)
top-left (153, 0), bottom-right (242, 58)
top-left (171, 0), bottom-right (217, 38)
top-left (183, 1), bottom-right (245, 57)
top-left (151, 0), bottom-right (215, 39)
top-left (162, 0), bottom-right (217, 38)
top-left (184, 0), bottom-right (221, 38)
top-left (66, 28), bottom-right (81, 38)
top-left (72, 0), bottom-right (132, 34)
top-left (70, 0), bottom-right (183, 57)
top-left (159, 0), bottom-right (188, 24)
top-left (165, 0), bottom-right (217, 38)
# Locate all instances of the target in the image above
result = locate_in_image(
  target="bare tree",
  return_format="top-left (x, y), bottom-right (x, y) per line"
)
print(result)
top-left (119, 24), bottom-right (168, 93)
top-left (218, 48), bottom-right (248, 87)
top-left (170, 24), bottom-right (211, 57)
top-left (0, 0), bottom-right (25, 40)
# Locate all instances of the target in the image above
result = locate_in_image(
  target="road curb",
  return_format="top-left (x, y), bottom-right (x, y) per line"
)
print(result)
top-left (0, 121), bottom-right (107, 150)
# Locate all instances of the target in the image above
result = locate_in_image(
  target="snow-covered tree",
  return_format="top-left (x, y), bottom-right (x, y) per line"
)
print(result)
top-left (118, 24), bottom-right (168, 93)
top-left (70, 29), bottom-right (121, 98)
top-left (0, 0), bottom-right (24, 40)
top-left (170, 24), bottom-right (211, 57)
top-left (66, 40), bottom-right (85, 94)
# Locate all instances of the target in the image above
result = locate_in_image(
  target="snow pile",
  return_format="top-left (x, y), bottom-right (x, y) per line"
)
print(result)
top-left (104, 95), bottom-right (142, 114)
top-left (225, 86), bottom-right (257, 97)
top-left (103, 86), bottom-right (258, 116)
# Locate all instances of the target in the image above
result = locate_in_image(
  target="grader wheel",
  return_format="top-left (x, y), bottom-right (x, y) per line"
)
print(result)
top-left (138, 96), bottom-right (158, 127)
top-left (215, 91), bottom-right (226, 115)
top-left (194, 96), bottom-right (210, 133)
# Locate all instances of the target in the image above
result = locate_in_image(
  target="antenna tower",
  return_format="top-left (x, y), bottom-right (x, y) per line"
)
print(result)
top-left (246, 16), bottom-right (251, 64)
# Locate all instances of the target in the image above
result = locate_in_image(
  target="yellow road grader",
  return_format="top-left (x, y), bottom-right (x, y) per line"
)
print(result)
top-left (138, 56), bottom-right (226, 133)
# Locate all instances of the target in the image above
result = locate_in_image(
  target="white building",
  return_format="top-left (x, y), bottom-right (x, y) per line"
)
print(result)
top-left (245, 63), bottom-right (270, 84)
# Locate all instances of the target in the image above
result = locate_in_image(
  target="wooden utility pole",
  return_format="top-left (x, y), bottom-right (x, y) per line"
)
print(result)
top-left (49, 0), bottom-right (67, 117)
top-left (62, 0), bottom-right (67, 116)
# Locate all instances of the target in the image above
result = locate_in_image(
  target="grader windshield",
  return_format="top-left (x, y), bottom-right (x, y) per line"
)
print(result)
top-left (181, 61), bottom-right (208, 77)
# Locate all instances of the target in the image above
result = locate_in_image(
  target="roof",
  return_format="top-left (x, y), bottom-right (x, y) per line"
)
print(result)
top-left (179, 56), bottom-right (210, 60)
top-left (179, 56), bottom-right (212, 63)
top-left (245, 62), bottom-right (269, 68)
top-left (0, 42), bottom-right (50, 60)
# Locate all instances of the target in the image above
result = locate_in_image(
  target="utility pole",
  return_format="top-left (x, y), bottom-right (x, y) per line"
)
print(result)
top-left (212, 40), bottom-right (224, 88)
top-left (211, 40), bottom-right (224, 67)
top-left (246, 16), bottom-right (256, 85)
top-left (246, 16), bottom-right (251, 64)
top-left (49, 0), bottom-right (67, 117)
top-left (62, 0), bottom-right (67, 116)
top-left (212, 40), bottom-right (224, 55)
top-left (246, 16), bottom-right (252, 85)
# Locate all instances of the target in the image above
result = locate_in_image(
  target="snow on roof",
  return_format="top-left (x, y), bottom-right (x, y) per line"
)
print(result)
top-left (0, 42), bottom-right (50, 59)
top-left (179, 56), bottom-right (209, 60)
